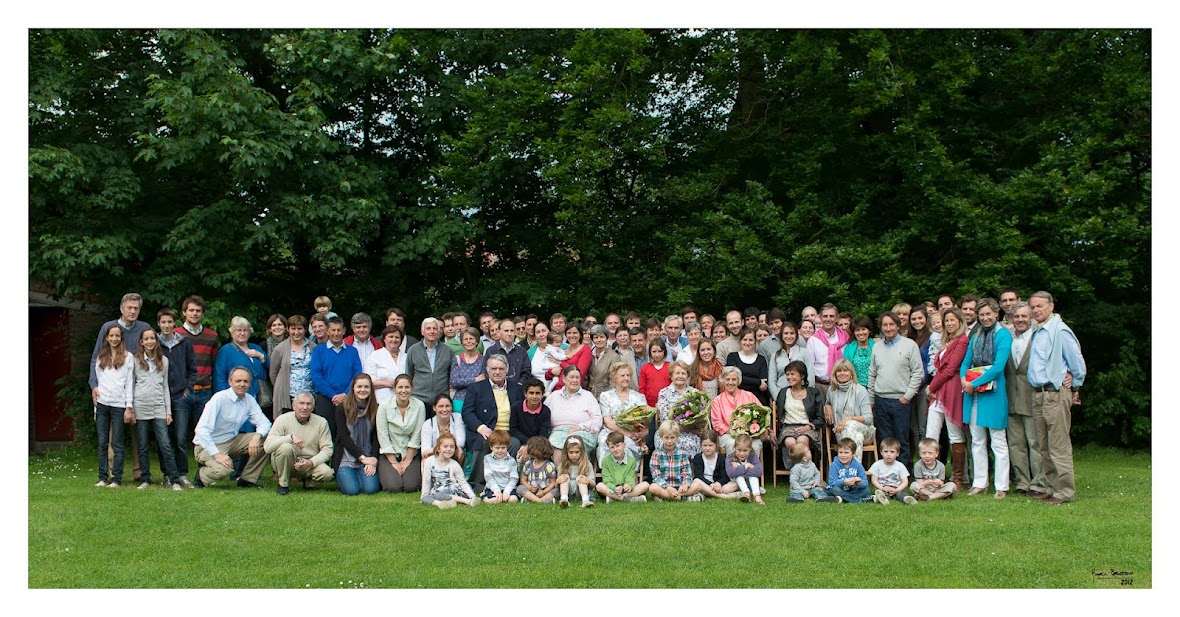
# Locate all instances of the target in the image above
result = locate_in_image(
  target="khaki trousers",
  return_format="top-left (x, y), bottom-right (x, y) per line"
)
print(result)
top-left (1033, 390), bottom-right (1075, 500)
top-left (1007, 413), bottom-right (1044, 492)
top-left (269, 442), bottom-right (334, 488)
top-left (194, 433), bottom-right (268, 486)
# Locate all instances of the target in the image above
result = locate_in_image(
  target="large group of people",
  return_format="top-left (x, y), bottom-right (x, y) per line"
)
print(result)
top-left (88, 289), bottom-right (1086, 506)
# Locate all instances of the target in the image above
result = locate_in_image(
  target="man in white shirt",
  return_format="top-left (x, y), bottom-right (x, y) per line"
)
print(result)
top-left (663, 315), bottom-right (688, 363)
top-left (193, 367), bottom-right (273, 488)
top-left (344, 312), bottom-right (382, 365)
top-left (806, 303), bottom-right (851, 394)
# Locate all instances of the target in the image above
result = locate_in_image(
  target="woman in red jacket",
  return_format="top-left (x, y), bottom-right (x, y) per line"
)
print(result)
top-left (924, 307), bottom-right (970, 490)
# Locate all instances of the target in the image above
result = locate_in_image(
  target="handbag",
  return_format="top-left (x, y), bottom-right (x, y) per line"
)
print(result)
top-left (257, 378), bottom-right (274, 408)
top-left (965, 366), bottom-right (996, 393)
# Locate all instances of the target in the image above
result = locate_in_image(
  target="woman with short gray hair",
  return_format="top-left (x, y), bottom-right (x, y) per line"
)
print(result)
top-left (213, 316), bottom-right (270, 403)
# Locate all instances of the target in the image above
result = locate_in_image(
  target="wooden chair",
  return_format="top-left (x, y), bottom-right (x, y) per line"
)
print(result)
top-left (826, 425), bottom-right (878, 468)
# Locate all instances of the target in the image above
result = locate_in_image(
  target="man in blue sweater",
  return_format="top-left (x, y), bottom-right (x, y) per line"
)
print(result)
top-left (310, 316), bottom-right (362, 444)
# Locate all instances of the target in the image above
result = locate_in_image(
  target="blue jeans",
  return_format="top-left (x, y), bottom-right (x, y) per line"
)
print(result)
top-left (874, 396), bottom-right (913, 470)
top-left (788, 486), bottom-right (831, 501)
top-left (178, 388), bottom-right (212, 478)
top-left (96, 404), bottom-right (125, 484)
top-left (137, 418), bottom-right (180, 484)
top-left (336, 465), bottom-right (381, 496)
top-left (829, 484), bottom-right (871, 503)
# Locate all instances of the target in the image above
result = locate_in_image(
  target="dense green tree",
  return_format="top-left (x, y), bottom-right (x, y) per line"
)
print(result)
top-left (30, 29), bottom-right (1149, 448)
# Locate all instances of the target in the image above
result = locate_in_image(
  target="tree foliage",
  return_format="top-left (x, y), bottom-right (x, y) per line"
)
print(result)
top-left (29, 29), bottom-right (1150, 448)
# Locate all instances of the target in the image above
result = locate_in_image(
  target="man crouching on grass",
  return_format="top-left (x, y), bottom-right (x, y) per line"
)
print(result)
top-left (192, 367), bottom-right (271, 488)
top-left (264, 392), bottom-right (334, 495)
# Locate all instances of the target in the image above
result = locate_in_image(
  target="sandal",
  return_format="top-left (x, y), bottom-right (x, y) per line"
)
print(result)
top-left (967, 487), bottom-right (986, 496)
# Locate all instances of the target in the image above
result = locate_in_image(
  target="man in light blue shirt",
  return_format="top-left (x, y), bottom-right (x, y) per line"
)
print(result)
top-left (192, 367), bottom-right (272, 488)
top-left (1026, 291), bottom-right (1086, 504)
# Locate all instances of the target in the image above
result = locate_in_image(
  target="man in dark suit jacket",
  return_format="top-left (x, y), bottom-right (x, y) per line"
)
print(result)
top-left (483, 319), bottom-right (532, 387)
top-left (463, 354), bottom-right (523, 490)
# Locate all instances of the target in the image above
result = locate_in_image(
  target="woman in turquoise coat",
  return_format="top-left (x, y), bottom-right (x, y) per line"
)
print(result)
top-left (959, 298), bottom-right (1012, 499)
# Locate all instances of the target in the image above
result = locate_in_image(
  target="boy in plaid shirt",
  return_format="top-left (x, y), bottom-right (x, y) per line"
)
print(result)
top-left (648, 420), bottom-right (703, 502)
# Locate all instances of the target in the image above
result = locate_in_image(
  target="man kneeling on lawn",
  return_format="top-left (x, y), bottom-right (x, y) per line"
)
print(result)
top-left (192, 367), bottom-right (272, 488)
top-left (264, 392), bottom-right (334, 495)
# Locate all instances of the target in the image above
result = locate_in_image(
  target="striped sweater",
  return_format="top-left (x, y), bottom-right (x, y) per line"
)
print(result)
top-left (179, 324), bottom-right (220, 387)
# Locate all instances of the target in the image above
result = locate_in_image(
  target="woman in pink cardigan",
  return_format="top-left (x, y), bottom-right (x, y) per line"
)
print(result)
top-left (924, 307), bottom-right (970, 490)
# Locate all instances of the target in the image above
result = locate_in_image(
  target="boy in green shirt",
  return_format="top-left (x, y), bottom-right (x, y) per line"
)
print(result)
top-left (595, 431), bottom-right (650, 503)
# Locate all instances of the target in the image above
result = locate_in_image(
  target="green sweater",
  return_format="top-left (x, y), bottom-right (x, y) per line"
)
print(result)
top-left (600, 452), bottom-right (639, 490)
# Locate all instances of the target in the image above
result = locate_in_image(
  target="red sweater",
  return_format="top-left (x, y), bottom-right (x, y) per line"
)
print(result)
top-left (929, 334), bottom-right (968, 426)
top-left (639, 362), bottom-right (672, 407)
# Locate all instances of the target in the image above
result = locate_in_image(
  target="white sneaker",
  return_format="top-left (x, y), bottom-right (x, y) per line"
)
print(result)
top-left (178, 478), bottom-right (195, 489)
top-left (627, 495), bottom-right (648, 503)
top-left (137, 482), bottom-right (150, 490)
top-left (653, 496), bottom-right (664, 502)
top-left (94, 480), bottom-right (107, 488)
top-left (468, 499), bottom-right (479, 507)
top-left (172, 483), bottom-right (183, 492)
top-left (107, 482), bottom-right (120, 489)
top-left (903, 495), bottom-right (918, 505)
top-left (559, 499), bottom-right (570, 509)
top-left (682, 493), bottom-right (704, 502)
top-left (434, 499), bottom-right (456, 509)
top-left (874, 490), bottom-right (890, 505)
top-left (581, 500), bottom-right (594, 508)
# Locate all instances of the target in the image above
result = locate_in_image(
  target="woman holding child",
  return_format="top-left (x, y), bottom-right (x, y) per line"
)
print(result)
top-left (550, 323), bottom-right (591, 390)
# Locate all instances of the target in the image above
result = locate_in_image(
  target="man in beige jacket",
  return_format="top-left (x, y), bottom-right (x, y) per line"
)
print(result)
top-left (264, 392), bottom-right (334, 495)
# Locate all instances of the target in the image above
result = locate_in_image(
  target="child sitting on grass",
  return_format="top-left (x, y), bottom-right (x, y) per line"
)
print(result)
top-left (689, 430), bottom-right (740, 499)
top-left (725, 434), bottom-right (765, 505)
top-left (868, 437), bottom-right (913, 505)
top-left (516, 436), bottom-right (558, 504)
top-left (556, 435), bottom-right (595, 508)
top-left (827, 437), bottom-right (870, 503)
top-left (596, 431), bottom-right (650, 503)
top-left (910, 438), bottom-right (955, 501)
top-left (421, 432), bottom-right (477, 509)
top-left (649, 420), bottom-right (703, 502)
top-left (482, 430), bottom-right (519, 504)
top-left (787, 442), bottom-right (840, 503)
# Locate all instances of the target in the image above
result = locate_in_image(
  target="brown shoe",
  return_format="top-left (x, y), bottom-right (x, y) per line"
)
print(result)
top-left (1027, 490), bottom-right (1050, 499)
top-left (1043, 496), bottom-right (1070, 505)
top-left (1013, 488), bottom-right (1028, 496)
top-left (994, 491), bottom-right (1006, 500)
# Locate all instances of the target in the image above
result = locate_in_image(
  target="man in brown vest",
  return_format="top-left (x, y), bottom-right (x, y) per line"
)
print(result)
top-left (1004, 302), bottom-right (1044, 495)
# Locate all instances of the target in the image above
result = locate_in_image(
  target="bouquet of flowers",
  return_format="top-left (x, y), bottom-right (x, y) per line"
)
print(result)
top-left (614, 405), bottom-right (657, 432)
top-left (670, 390), bottom-right (712, 431)
top-left (729, 402), bottom-right (772, 438)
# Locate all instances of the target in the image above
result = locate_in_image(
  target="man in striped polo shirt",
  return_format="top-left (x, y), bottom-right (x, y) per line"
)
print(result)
top-left (175, 294), bottom-right (220, 487)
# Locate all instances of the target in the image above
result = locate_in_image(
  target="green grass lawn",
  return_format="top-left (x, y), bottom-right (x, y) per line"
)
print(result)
top-left (28, 445), bottom-right (1150, 588)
